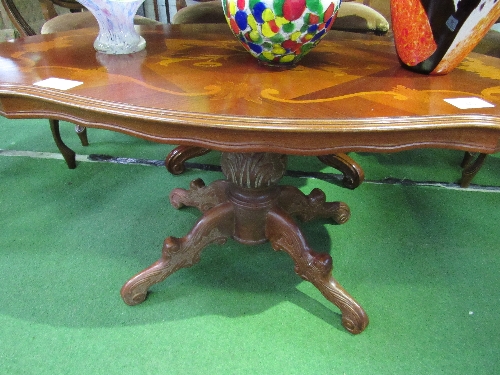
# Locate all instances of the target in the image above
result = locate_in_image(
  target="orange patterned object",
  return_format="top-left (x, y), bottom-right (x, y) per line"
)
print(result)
top-left (391, 0), bottom-right (500, 75)
top-left (391, 0), bottom-right (437, 67)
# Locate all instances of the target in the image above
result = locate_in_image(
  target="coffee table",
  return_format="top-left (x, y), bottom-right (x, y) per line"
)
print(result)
top-left (1, 24), bottom-right (500, 334)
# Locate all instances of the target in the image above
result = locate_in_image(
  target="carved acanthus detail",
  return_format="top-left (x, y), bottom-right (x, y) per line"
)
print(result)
top-left (278, 186), bottom-right (351, 224)
top-left (121, 202), bottom-right (234, 306)
top-left (266, 207), bottom-right (368, 335)
top-left (221, 153), bottom-right (287, 188)
top-left (170, 179), bottom-right (229, 213)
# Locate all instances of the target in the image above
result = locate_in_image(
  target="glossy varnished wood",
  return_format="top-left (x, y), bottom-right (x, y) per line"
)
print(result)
top-left (2, 24), bottom-right (500, 334)
top-left (1, 24), bottom-right (500, 155)
top-left (167, 146), bottom-right (364, 188)
top-left (121, 152), bottom-right (367, 334)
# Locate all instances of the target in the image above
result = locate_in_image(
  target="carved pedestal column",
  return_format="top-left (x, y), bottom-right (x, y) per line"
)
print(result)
top-left (166, 145), bottom-right (365, 189)
top-left (121, 152), bottom-right (368, 334)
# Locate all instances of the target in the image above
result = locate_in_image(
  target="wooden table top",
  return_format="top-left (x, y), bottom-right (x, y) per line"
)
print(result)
top-left (0, 24), bottom-right (499, 156)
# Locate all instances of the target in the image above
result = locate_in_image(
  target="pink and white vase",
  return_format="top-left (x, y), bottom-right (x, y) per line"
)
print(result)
top-left (76, 0), bottom-right (146, 54)
top-left (391, 0), bottom-right (500, 74)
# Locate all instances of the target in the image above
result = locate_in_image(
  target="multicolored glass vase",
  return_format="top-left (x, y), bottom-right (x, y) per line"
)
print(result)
top-left (223, 0), bottom-right (342, 67)
top-left (75, 0), bottom-right (146, 54)
top-left (391, 0), bottom-right (500, 75)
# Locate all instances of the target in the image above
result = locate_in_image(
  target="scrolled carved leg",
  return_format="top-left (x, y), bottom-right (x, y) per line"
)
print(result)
top-left (121, 201), bottom-right (235, 305)
top-left (170, 179), bottom-right (229, 212)
top-left (165, 145), bottom-right (211, 175)
top-left (460, 152), bottom-right (487, 188)
top-left (318, 153), bottom-right (365, 189)
top-left (266, 207), bottom-right (368, 334)
top-left (49, 119), bottom-right (76, 169)
top-left (277, 185), bottom-right (350, 224)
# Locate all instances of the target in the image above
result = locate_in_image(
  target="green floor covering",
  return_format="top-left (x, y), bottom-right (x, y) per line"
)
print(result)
top-left (1, 117), bottom-right (499, 374)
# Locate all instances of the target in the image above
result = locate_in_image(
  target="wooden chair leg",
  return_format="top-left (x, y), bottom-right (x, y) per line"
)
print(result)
top-left (461, 151), bottom-right (475, 168)
top-left (49, 119), bottom-right (76, 169)
top-left (460, 152), bottom-right (487, 188)
top-left (75, 125), bottom-right (89, 146)
top-left (317, 153), bottom-right (365, 189)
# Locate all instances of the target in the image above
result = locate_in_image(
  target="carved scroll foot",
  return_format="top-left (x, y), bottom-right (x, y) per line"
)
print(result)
top-left (170, 179), bottom-right (229, 213)
top-left (277, 186), bottom-right (350, 224)
top-left (460, 152), bottom-right (487, 188)
top-left (318, 153), bottom-right (365, 189)
top-left (49, 119), bottom-right (76, 169)
top-left (266, 207), bottom-right (368, 334)
top-left (121, 201), bottom-right (234, 305)
top-left (165, 145), bottom-right (211, 175)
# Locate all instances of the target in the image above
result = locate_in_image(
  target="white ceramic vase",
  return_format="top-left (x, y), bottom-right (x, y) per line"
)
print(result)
top-left (76, 0), bottom-right (146, 54)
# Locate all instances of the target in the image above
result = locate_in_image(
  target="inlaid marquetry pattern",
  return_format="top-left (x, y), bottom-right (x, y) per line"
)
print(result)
top-left (5, 31), bottom-right (500, 112)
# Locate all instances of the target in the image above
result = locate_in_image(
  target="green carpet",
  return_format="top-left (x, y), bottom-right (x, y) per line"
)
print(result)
top-left (1, 117), bottom-right (499, 374)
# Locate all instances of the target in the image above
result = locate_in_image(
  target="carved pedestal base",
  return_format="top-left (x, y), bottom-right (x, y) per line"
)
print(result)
top-left (121, 152), bottom-right (368, 334)
top-left (165, 145), bottom-right (364, 189)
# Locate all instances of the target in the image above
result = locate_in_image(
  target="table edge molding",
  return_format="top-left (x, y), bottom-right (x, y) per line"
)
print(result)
top-left (2, 85), bottom-right (500, 133)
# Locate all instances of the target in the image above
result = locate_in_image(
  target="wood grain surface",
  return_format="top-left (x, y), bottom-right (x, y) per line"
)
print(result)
top-left (1, 24), bottom-right (499, 155)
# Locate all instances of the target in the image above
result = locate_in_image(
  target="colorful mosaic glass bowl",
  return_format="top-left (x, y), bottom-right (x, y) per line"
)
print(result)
top-left (223, 0), bottom-right (342, 67)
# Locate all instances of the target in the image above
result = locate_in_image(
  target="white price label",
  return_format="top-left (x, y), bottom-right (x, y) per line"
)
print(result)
top-left (34, 78), bottom-right (83, 90)
top-left (444, 97), bottom-right (495, 110)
